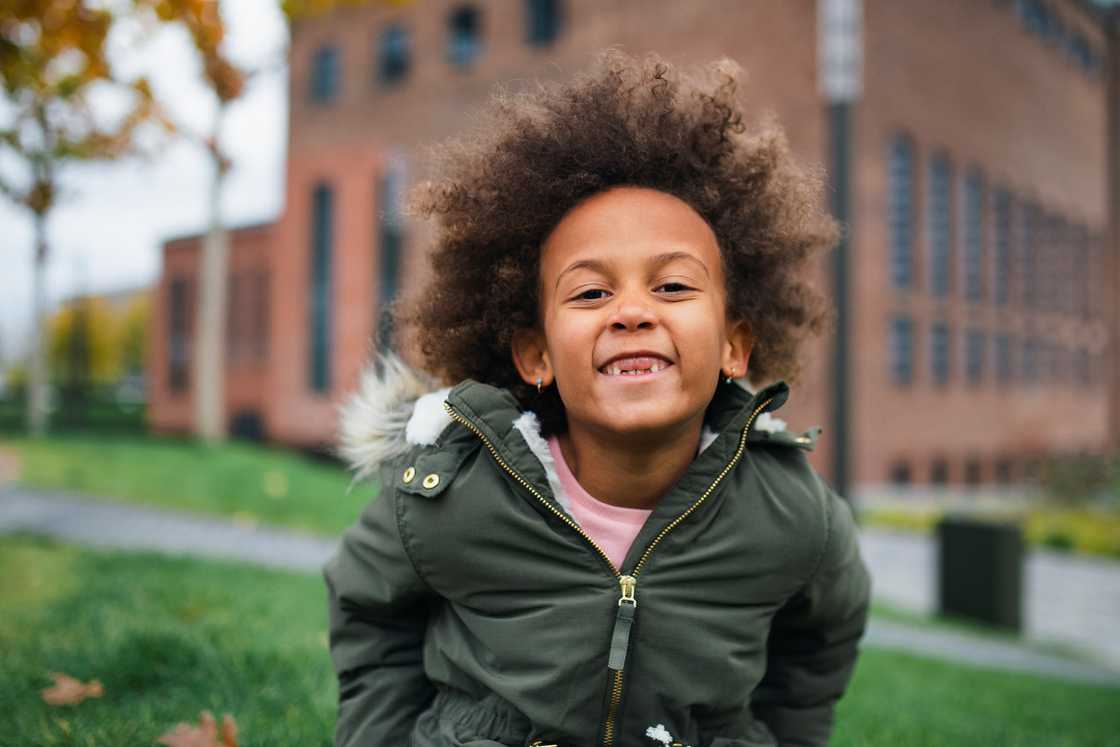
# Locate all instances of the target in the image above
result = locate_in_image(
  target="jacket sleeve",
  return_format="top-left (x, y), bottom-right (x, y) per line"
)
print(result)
top-left (323, 462), bottom-right (439, 747)
top-left (750, 485), bottom-right (872, 747)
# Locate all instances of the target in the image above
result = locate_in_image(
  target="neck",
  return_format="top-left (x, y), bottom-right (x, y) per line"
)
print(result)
top-left (556, 415), bottom-right (704, 510)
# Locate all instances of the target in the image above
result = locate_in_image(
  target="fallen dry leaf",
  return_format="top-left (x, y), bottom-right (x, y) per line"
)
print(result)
top-left (157, 710), bottom-right (238, 747)
top-left (41, 672), bottom-right (104, 706)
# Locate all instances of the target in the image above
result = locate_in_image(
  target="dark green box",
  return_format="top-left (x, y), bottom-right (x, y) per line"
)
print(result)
top-left (937, 515), bottom-right (1023, 632)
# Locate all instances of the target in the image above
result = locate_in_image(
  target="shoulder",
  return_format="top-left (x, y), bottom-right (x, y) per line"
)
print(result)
top-left (741, 427), bottom-right (841, 577)
top-left (337, 351), bottom-right (484, 485)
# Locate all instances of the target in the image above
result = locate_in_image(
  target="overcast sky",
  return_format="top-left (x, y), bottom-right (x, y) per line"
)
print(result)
top-left (0, 0), bottom-right (289, 363)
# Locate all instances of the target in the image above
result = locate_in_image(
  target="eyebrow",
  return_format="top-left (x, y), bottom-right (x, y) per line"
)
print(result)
top-left (554, 250), bottom-right (710, 292)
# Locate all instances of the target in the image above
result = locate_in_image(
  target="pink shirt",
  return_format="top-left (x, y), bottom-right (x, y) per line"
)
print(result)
top-left (547, 436), bottom-right (652, 573)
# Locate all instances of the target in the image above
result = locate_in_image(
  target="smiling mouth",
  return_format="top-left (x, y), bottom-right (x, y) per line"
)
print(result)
top-left (598, 356), bottom-right (674, 377)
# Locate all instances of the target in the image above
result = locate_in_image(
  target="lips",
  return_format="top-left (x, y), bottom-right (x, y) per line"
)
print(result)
top-left (598, 354), bottom-right (673, 376)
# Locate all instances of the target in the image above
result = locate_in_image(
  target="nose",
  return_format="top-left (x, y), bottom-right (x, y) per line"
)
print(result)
top-left (608, 292), bottom-right (657, 331)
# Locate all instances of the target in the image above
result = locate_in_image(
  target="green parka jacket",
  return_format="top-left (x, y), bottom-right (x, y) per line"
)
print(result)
top-left (325, 355), bottom-right (872, 747)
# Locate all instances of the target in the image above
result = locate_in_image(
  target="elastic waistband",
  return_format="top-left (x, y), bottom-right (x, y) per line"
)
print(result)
top-left (430, 685), bottom-right (533, 744)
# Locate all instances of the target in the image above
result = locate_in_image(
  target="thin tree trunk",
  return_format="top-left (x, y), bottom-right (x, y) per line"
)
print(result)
top-left (27, 211), bottom-right (49, 436)
top-left (192, 143), bottom-right (230, 443)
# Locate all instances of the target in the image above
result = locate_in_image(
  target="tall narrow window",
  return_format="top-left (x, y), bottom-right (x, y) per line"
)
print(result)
top-left (309, 183), bottom-right (333, 393)
top-left (378, 22), bottom-right (410, 86)
top-left (1073, 224), bottom-right (1090, 320)
top-left (961, 168), bottom-right (984, 302)
top-left (447, 5), bottom-right (482, 68)
top-left (889, 315), bottom-right (914, 386)
top-left (1075, 348), bottom-right (1091, 387)
top-left (965, 327), bottom-right (985, 385)
top-left (1021, 201), bottom-right (1038, 309)
top-left (311, 45), bottom-right (340, 103)
top-left (377, 156), bottom-right (406, 347)
top-left (930, 458), bottom-right (949, 486)
top-left (168, 276), bottom-right (192, 392)
top-left (993, 188), bottom-right (1012, 306)
top-left (931, 320), bottom-right (951, 386)
top-left (996, 332), bottom-right (1013, 384)
top-left (227, 272), bottom-right (242, 365)
top-left (887, 134), bottom-right (915, 290)
top-left (254, 270), bottom-right (269, 361)
top-left (1052, 216), bottom-right (1071, 315)
top-left (1023, 334), bottom-right (1039, 384)
top-left (525, 0), bottom-right (563, 47)
top-left (927, 152), bottom-right (952, 297)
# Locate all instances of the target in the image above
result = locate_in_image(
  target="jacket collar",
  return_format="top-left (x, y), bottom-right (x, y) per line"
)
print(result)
top-left (339, 351), bottom-right (791, 496)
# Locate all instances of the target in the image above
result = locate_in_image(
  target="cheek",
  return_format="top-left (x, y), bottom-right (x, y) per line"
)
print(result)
top-left (544, 314), bottom-right (597, 376)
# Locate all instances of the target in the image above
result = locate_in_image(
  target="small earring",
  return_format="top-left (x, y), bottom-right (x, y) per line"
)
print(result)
top-left (536, 377), bottom-right (543, 393)
top-left (725, 368), bottom-right (735, 384)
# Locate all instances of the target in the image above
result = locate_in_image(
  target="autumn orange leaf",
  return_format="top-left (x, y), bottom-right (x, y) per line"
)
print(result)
top-left (41, 672), bottom-right (104, 706)
top-left (157, 710), bottom-right (239, 747)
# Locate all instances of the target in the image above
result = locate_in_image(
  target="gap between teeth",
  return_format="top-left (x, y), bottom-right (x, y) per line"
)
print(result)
top-left (603, 363), bottom-right (668, 375)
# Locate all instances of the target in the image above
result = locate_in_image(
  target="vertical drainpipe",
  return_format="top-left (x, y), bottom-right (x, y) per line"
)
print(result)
top-left (819, 0), bottom-right (862, 504)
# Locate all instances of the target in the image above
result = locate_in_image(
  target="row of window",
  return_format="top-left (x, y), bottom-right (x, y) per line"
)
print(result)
top-left (887, 133), bottom-right (1102, 318)
top-left (1000, 0), bottom-right (1102, 77)
top-left (889, 453), bottom-right (1053, 487)
top-left (310, 0), bottom-right (565, 101)
top-left (889, 316), bottom-right (1104, 389)
top-left (167, 269), bottom-right (269, 392)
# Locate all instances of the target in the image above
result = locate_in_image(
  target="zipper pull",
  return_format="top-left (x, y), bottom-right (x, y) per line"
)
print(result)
top-left (608, 575), bottom-right (638, 671)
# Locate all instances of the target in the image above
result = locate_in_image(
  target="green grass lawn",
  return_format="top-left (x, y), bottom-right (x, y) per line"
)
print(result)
top-left (2, 434), bottom-right (371, 535)
top-left (3, 536), bottom-right (1118, 746)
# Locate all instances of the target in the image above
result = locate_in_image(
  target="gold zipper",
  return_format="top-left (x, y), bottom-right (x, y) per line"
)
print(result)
top-left (442, 401), bottom-right (620, 575)
top-left (443, 395), bottom-right (775, 747)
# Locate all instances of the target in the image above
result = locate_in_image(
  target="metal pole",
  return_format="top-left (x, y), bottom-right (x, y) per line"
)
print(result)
top-left (829, 101), bottom-right (852, 502)
top-left (819, 0), bottom-right (862, 503)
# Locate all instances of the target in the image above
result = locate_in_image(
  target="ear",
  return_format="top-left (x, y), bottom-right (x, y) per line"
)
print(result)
top-left (722, 318), bottom-right (753, 379)
top-left (511, 327), bottom-right (554, 386)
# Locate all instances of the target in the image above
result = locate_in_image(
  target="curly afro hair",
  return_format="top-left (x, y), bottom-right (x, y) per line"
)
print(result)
top-left (395, 48), bottom-right (839, 435)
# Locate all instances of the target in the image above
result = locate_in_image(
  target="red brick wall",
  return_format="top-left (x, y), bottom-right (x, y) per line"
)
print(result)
top-left (148, 224), bottom-right (274, 435)
top-left (855, 0), bottom-right (1110, 494)
top-left (151, 0), bottom-right (1114, 492)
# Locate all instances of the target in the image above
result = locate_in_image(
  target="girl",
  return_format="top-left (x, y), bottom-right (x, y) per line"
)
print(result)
top-left (327, 50), bottom-right (871, 747)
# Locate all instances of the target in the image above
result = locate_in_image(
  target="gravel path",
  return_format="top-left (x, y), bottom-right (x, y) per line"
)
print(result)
top-left (2, 486), bottom-right (1118, 687)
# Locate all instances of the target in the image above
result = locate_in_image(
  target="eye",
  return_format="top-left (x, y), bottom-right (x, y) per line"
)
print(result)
top-left (573, 288), bottom-right (610, 301)
top-left (656, 282), bottom-right (694, 294)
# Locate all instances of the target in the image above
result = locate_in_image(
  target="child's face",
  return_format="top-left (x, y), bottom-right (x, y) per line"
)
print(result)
top-left (512, 186), bottom-right (752, 441)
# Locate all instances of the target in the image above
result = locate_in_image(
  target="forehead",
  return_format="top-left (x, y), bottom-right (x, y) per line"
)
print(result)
top-left (540, 186), bottom-right (722, 281)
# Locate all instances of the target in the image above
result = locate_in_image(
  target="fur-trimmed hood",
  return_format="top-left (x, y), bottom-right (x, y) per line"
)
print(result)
top-left (337, 351), bottom-right (790, 514)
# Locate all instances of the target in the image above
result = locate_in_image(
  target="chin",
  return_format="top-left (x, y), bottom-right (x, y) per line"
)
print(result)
top-left (591, 401), bottom-right (694, 437)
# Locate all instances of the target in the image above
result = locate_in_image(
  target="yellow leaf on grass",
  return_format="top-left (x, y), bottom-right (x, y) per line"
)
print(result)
top-left (41, 672), bottom-right (104, 706)
top-left (158, 710), bottom-right (239, 747)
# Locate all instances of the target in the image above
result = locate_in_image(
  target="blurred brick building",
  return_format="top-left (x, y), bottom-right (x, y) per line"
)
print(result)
top-left (149, 0), bottom-right (1118, 501)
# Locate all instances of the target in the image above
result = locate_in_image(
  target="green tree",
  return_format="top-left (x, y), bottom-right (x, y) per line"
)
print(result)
top-left (0, 1), bottom-right (170, 435)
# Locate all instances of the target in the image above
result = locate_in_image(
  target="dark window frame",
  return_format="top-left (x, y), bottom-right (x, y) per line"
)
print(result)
top-left (447, 4), bottom-right (483, 68)
top-left (525, 0), bottom-right (564, 47)
top-left (931, 319), bottom-right (952, 387)
top-left (310, 44), bottom-right (341, 104)
top-left (309, 183), bottom-right (334, 394)
top-left (888, 134), bottom-right (915, 291)
top-left (890, 315), bottom-right (915, 386)
top-left (962, 167), bottom-right (985, 302)
top-left (927, 151), bottom-right (953, 298)
top-left (377, 22), bottom-right (411, 87)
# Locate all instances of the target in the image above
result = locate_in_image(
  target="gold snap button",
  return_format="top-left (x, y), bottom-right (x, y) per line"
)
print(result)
top-left (422, 473), bottom-right (440, 489)
top-left (402, 466), bottom-right (416, 483)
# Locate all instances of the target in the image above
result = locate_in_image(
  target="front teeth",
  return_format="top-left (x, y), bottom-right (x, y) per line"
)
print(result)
top-left (604, 362), bottom-right (666, 376)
